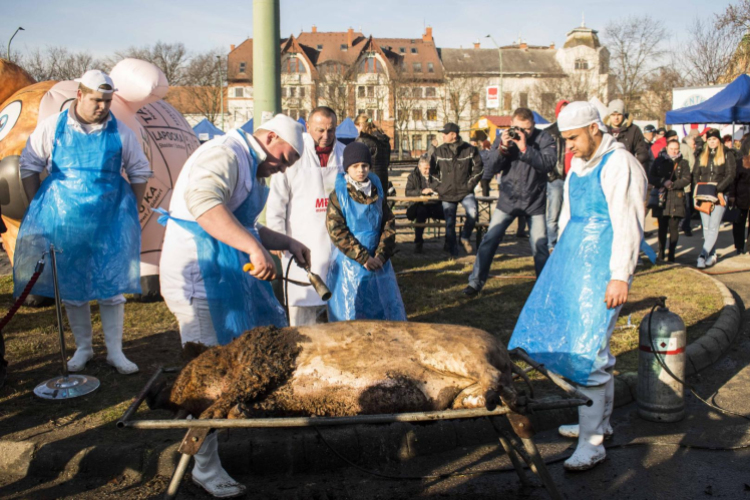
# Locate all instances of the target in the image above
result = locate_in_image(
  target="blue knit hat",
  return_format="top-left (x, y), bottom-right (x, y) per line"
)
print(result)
top-left (343, 142), bottom-right (372, 171)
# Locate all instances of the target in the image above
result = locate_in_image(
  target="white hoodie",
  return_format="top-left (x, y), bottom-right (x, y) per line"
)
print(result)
top-left (558, 133), bottom-right (648, 283)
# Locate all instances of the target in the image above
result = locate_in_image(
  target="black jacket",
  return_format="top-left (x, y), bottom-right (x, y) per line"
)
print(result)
top-left (356, 131), bottom-right (391, 176)
top-left (405, 167), bottom-right (438, 197)
top-left (648, 152), bottom-right (691, 218)
top-left (607, 119), bottom-right (650, 169)
top-left (545, 122), bottom-right (567, 182)
top-left (731, 156), bottom-right (750, 210)
top-left (694, 145), bottom-right (737, 193)
top-left (487, 128), bottom-right (556, 216)
top-left (429, 138), bottom-right (483, 203)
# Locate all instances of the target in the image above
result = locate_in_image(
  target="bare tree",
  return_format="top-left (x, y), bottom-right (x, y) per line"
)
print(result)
top-left (639, 66), bottom-right (686, 121)
top-left (391, 65), bottom-right (422, 159)
top-left (718, 0), bottom-right (750, 33)
top-left (18, 46), bottom-right (98, 82)
top-left (105, 41), bottom-right (189, 86)
top-left (440, 76), bottom-right (483, 127)
top-left (603, 16), bottom-right (668, 110)
top-left (177, 52), bottom-right (226, 123)
top-left (680, 18), bottom-right (739, 85)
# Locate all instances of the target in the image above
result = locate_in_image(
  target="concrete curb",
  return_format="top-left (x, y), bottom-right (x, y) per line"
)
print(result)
top-left (683, 268), bottom-right (742, 376)
top-left (0, 268), bottom-right (741, 480)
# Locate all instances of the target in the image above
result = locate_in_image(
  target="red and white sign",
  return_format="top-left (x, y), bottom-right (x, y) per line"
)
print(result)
top-left (486, 86), bottom-right (499, 109)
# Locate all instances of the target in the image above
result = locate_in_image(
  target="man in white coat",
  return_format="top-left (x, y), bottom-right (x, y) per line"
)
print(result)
top-left (266, 106), bottom-right (345, 326)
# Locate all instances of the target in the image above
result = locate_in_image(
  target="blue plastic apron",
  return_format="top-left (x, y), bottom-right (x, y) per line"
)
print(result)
top-left (509, 151), bottom-right (618, 386)
top-left (13, 110), bottom-right (141, 301)
top-left (327, 173), bottom-right (406, 322)
top-left (157, 130), bottom-right (287, 345)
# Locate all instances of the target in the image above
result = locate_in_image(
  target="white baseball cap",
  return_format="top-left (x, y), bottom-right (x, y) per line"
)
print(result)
top-left (74, 70), bottom-right (117, 93)
top-left (558, 101), bottom-right (607, 133)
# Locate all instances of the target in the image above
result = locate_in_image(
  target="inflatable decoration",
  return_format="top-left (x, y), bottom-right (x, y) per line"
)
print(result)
top-left (0, 58), bottom-right (199, 301)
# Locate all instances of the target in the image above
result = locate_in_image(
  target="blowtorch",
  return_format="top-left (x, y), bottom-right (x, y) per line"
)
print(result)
top-left (242, 262), bottom-right (331, 301)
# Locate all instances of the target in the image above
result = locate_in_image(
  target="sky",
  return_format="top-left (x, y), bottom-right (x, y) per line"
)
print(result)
top-left (1, 0), bottom-right (733, 59)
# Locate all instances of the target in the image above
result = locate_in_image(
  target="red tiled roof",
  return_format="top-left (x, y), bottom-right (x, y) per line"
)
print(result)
top-left (165, 86), bottom-right (228, 115)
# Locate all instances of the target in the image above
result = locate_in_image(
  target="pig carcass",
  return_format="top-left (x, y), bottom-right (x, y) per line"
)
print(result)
top-left (148, 321), bottom-right (520, 419)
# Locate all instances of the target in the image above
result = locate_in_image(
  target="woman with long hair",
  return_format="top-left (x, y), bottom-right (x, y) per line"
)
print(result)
top-left (694, 128), bottom-right (737, 268)
top-left (354, 113), bottom-right (391, 195)
top-left (648, 140), bottom-right (692, 261)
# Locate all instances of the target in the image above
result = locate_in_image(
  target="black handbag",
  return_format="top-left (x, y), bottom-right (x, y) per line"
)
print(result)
top-left (723, 204), bottom-right (741, 223)
top-left (647, 188), bottom-right (666, 210)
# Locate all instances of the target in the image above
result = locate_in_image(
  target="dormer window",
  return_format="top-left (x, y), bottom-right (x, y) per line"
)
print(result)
top-left (411, 47), bottom-right (418, 54)
top-left (340, 44), bottom-right (348, 51)
top-left (575, 59), bottom-right (589, 70)
top-left (317, 44), bottom-right (323, 50)
top-left (399, 47), bottom-right (406, 53)
top-left (239, 62), bottom-right (246, 73)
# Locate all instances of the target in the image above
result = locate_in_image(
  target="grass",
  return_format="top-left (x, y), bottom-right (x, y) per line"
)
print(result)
top-left (0, 254), bottom-right (724, 443)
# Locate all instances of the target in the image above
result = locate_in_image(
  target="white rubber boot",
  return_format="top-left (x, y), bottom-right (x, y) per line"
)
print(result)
top-left (563, 384), bottom-right (607, 471)
top-left (558, 377), bottom-right (615, 440)
top-left (64, 303), bottom-right (94, 372)
top-left (100, 303), bottom-right (138, 375)
top-left (192, 432), bottom-right (246, 498)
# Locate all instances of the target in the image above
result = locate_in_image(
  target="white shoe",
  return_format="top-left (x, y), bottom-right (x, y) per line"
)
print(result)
top-left (564, 384), bottom-right (607, 472)
top-left (192, 432), bottom-right (246, 498)
top-left (705, 254), bottom-right (717, 267)
top-left (100, 303), bottom-right (139, 375)
top-left (64, 303), bottom-right (94, 372)
top-left (559, 377), bottom-right (615, 440)
top-left (696, 256), bottom-right (706, 269)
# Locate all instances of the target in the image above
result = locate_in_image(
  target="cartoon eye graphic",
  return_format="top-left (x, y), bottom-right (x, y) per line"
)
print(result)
top-left (0, 101), bottom-right (22, 142)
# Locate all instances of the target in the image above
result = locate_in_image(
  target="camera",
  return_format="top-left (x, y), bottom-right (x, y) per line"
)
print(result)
top-left (507, 126), bottom-right (523, 141)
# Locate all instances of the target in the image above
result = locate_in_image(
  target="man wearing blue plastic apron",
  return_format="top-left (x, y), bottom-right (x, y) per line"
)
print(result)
top-left (158, 113), bottom-right (309, 498)
top-left (509, 102), bottom-right (647, 471)
top-left (15, 70), bottom-right (152, 375)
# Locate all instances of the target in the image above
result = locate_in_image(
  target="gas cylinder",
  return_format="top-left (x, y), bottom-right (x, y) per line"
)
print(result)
top-left (637, 300), bottom-right (686, 422)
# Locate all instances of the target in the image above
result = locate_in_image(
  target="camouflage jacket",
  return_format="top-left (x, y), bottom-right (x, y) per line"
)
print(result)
top-left (326, 183), bottom-right (396, 266)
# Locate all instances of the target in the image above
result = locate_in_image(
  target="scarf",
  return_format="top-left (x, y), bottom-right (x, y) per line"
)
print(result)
top-left (315, 144), bottom-right (333, 167)
top-left (345, 174), bottom-right (372, 196)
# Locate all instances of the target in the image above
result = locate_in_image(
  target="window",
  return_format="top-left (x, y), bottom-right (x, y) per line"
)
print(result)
top-left (412, 87), bottom-right (422, 98)
top-left (425, 87), bottom-right (436, 97)
top-left (234, 88), bottom-right (244, 98)
top-left (317, 44), bottom-right (323, 50)
top-left (375, 109), bottom-right (383, 122)
top-left (402, 137), bottom-right (409, 150)
top-left (411, 47), bottom-right (418, 54)
top-left (340, 44), bottom-right (348, 51)
top-left (358, 109), bottom-right (367, 117)
top-left (359, 57), bottom-right (384, 74)
top-left (288, 87), bottom-right (297, 98)
top-left (338, 86), bottom-right (346, 99)
top-left (503, 92), bottom-right (512, 111)
top-left (358, 86), bottom-right (365, 98)
top-left (413, 135), bottom-right (423, 150)
top-left (520, 92), bottom-right (528, 108)
top-left (575, 59), bottom-right (589, 70)
top-left (299, 86), bottom-right (306, 98)
top-left (282, 58), bottom-right (306, 74)
top-left (541, 93), bottom-right (556, 117)
top-left (367, 86), bottom-right (374, 97)
top-left (471, 93), bottom-right (479, 111)
top-left (412, 109), bottom-right (423, 121)
top-left (427, 134), bottom-right (436, 145)
top-left (328, 85), bottom-right (336, 99)
top-left (412, 62), bottom-right (422, 73)
top-left (427, 62), bottom-right (434, 73)
top-left (399, 47), bottom-right (406, 53)
top-left (239, 62), bottom-right (247, 73)
top-left (426, 108), bottom-right (437, 121)
top-left (299, 109), bottom-right (307, 120)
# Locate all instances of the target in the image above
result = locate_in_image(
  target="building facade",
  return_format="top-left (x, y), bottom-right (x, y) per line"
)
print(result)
top-left (219, 22), bottom-right (611, 155)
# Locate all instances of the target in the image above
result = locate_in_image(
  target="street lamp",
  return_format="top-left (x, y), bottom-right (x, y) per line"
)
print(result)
top-left (7, 27), bottom-right (24, 60)
top-left (216, 55), bottom-right (225, 131)
top-left (485, 34), bottom-right (504, 113)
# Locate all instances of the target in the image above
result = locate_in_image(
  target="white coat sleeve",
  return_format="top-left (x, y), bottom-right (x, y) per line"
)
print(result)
top-left (19, 114), bottom-right (57, 179)
top-left (118, 123), bottom-right (153, 184)
top-left (601, 151), bottom-right (648, 283)
top-left (558, 176), bottom-right (571, 237)
top-left (266, 172), bottom-right (291, 235)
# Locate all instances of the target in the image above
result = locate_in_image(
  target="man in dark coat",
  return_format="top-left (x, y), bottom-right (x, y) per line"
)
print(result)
top-left (464, 108), bottom-right (556, 296)
top-left (405, 154), bottom-right (444, 253)
top-left (429, 123), bottom-right (483, 256)
top-left (605, 99), bottom-right (650, 170)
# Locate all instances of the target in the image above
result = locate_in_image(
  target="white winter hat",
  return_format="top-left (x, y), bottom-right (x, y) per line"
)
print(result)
top-left (256, 114), bottom-right (305, 155)
top-left (75, 70), bottom-right (117, 93)
top-left (607, 99), bottom-right (625, 115)
top-left (558, 101), bottom-right (606, 133)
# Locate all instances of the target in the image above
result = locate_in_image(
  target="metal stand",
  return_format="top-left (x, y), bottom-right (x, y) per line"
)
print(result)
top-left (33, 245), bottom-right (100, 400)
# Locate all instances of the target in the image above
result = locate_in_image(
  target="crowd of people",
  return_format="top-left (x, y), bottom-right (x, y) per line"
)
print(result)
top-left (4, 65), bottom-right (750, 496)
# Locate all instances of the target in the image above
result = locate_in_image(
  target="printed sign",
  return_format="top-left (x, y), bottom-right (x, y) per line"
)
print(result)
top-left (486, 86), bottom-right (499, 109)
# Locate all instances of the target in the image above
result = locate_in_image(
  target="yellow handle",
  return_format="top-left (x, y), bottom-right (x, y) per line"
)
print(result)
top-left (243, 263), bottom-right (255, 272)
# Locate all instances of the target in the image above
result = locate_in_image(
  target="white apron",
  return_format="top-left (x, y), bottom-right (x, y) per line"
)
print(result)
top-left (159, 129), bottom-right (257, 304)
top-left (266, 133), bottom-right (345, 307)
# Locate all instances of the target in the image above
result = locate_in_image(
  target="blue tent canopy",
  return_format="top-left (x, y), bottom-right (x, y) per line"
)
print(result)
top-left (666, 75), bottom-right (750, 125)
top-left (193, 118), bottom-right (224, 141)
top-left (532, 111), bottom-right (550, 124)
top-left (336, 117), bottom-right (358, 144)
top-left (240, 118), bottom-right (254, 133)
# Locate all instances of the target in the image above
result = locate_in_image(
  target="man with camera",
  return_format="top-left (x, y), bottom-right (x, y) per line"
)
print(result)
top-left (463, 108), bottom-right (556, 297)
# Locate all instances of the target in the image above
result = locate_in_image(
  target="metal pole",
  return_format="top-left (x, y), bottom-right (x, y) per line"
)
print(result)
top-left (49, 246), bottom-right (69, 378)
top-left (252, 0), bottom-right (281, 130)
top-left (7, 27), bottom-right (24, 60)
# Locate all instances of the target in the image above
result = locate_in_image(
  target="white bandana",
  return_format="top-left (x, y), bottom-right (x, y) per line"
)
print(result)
top-left (345, 174), bottom-right (372, 196)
